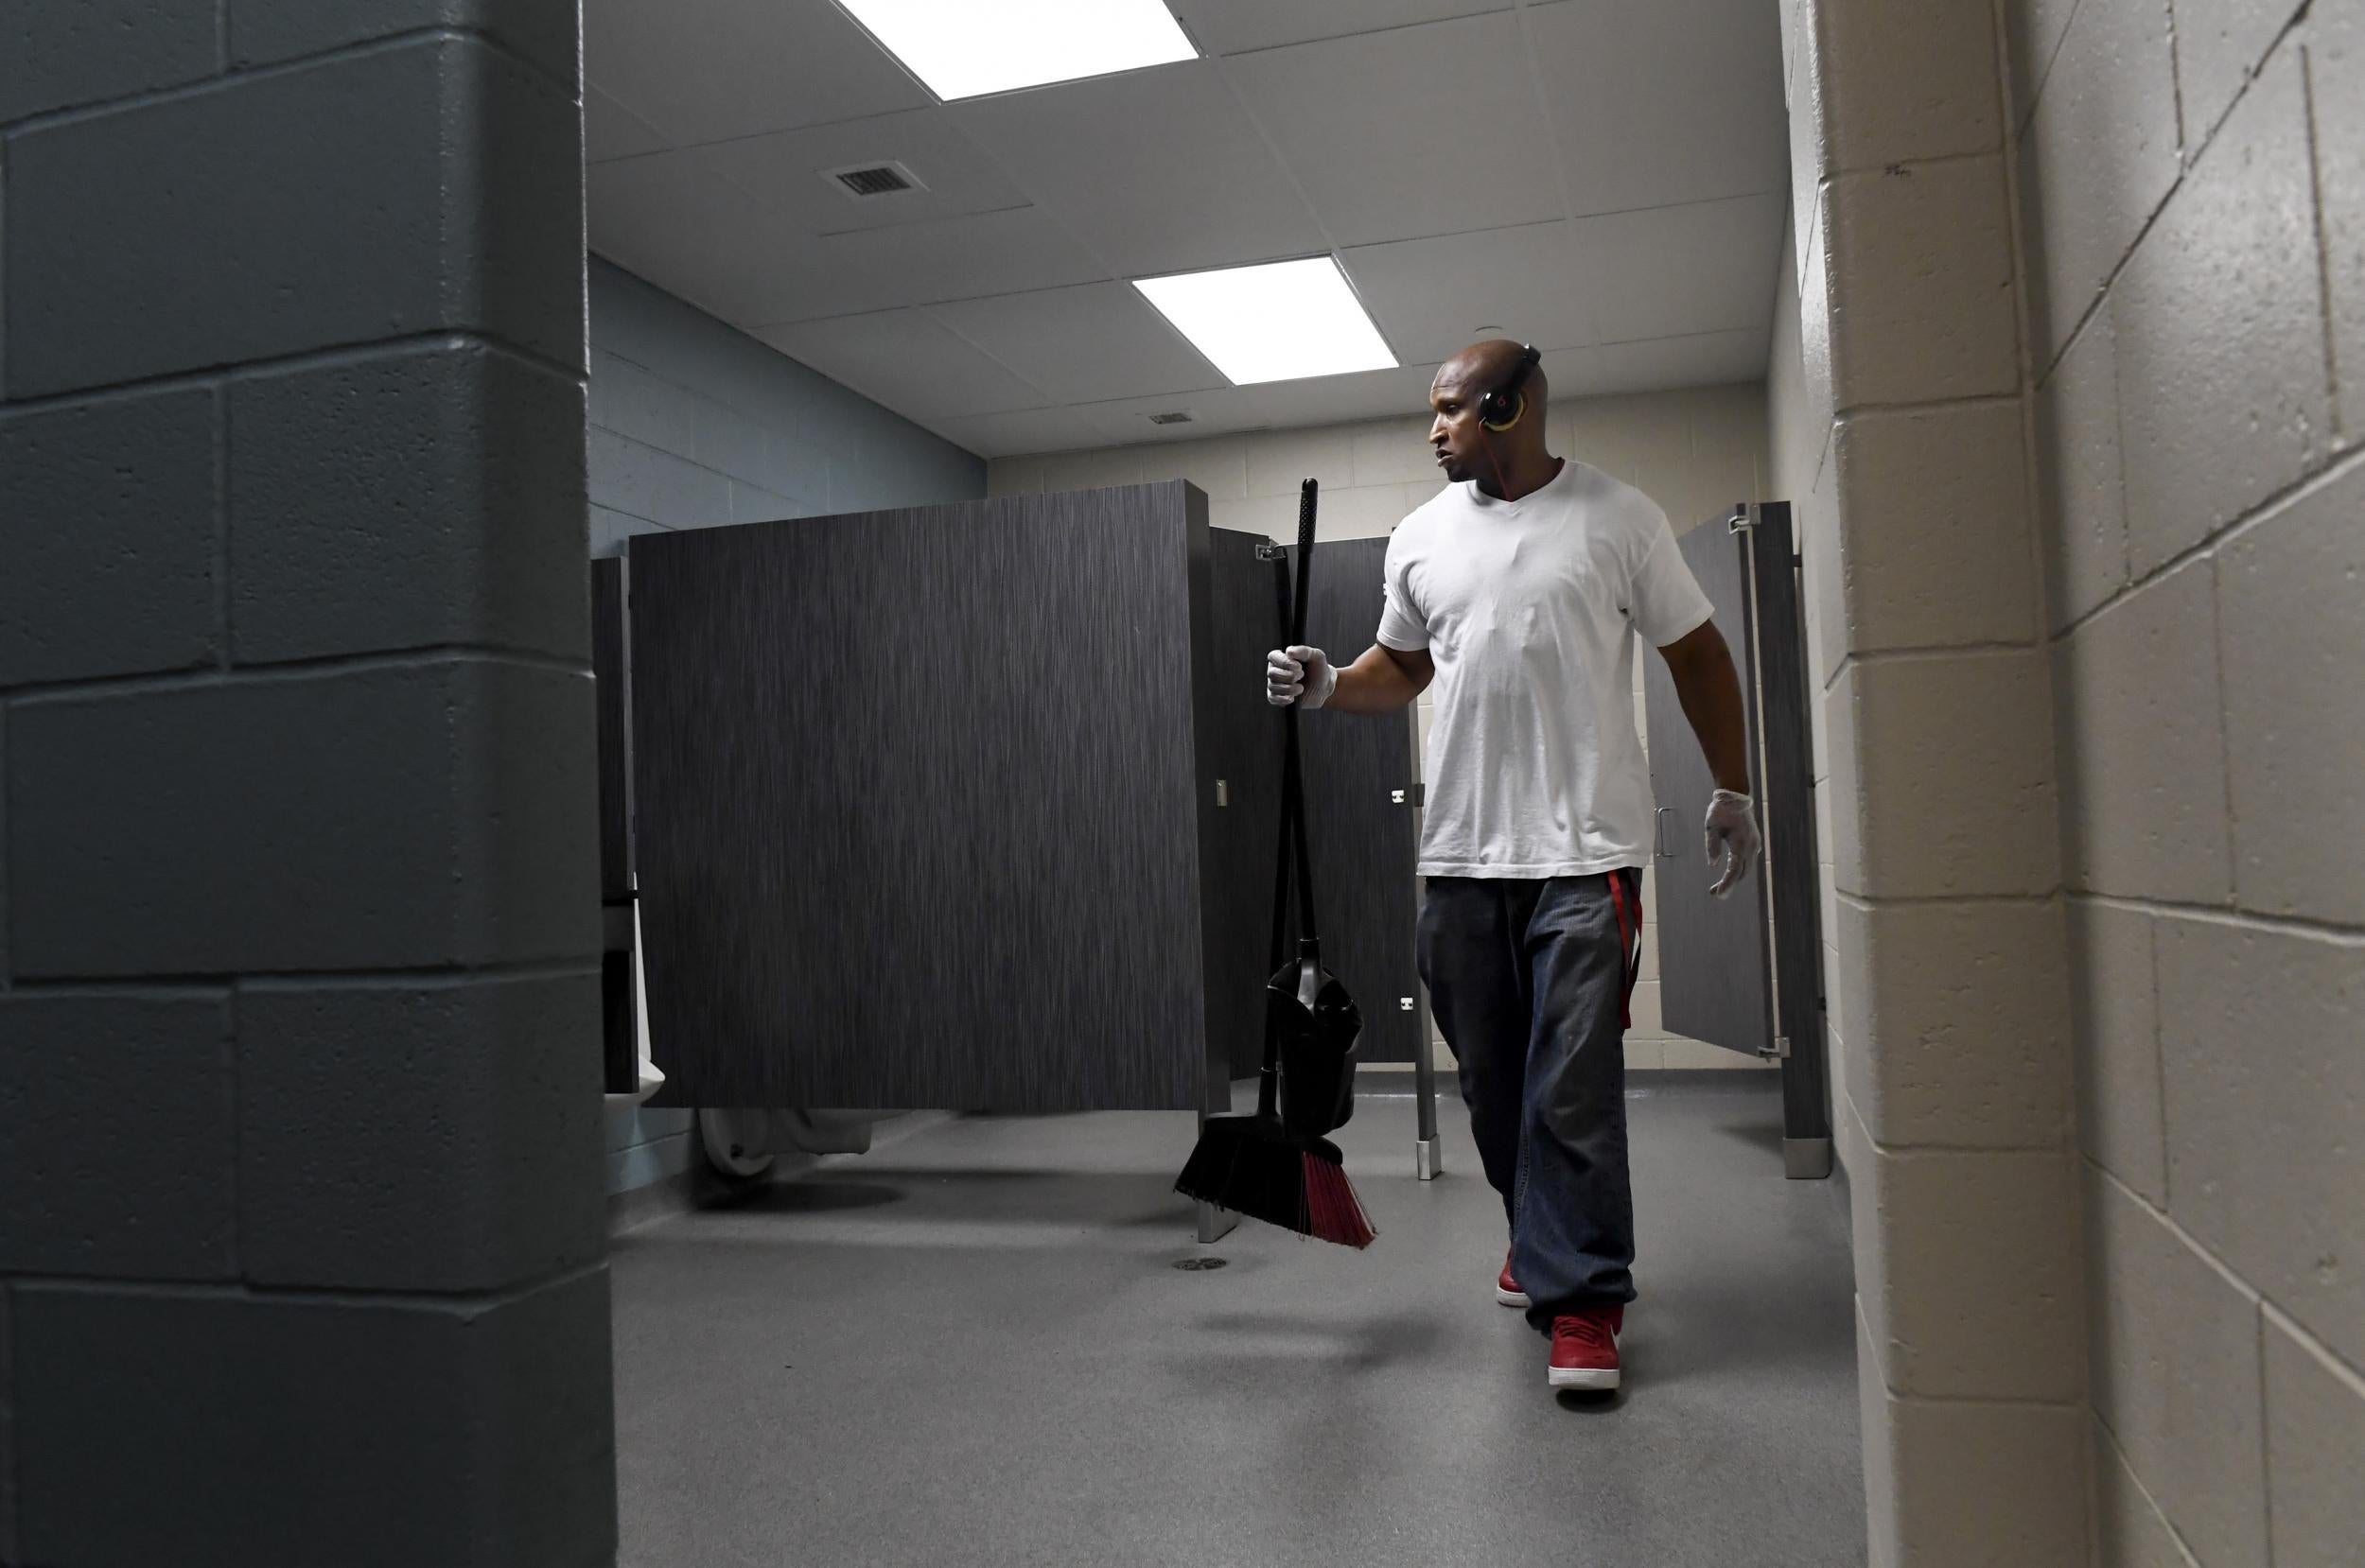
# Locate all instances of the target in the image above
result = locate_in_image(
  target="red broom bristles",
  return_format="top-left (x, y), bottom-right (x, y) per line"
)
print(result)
top-left (1300, 1154), bottom-right (1375, 1249)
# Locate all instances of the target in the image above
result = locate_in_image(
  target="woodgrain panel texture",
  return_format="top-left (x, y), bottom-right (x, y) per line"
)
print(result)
top-left (1645, 514), bottom-right (1772, 1056)
top-left (628, 484), bottom-right (1209, 1110)
top-left (1288, 535), bottom-right (1424, 1064)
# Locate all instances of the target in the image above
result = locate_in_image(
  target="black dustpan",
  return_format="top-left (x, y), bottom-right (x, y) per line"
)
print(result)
top-left (1270, 939), bottom-right (1362, 1141)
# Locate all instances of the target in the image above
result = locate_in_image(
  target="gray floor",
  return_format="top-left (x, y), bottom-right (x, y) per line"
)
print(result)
top-left (610, 1077), bottom-right (1866, 1568)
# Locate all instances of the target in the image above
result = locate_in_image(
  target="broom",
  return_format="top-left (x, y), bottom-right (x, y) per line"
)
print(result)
top-left (1175, 479), bottom-right (1375, 1248)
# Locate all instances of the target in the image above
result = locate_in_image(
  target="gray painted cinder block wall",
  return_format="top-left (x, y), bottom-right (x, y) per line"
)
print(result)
top-left (2017, 3), bottom-right (2365, 1564)
top-left (1774, 2), bottom-right (2085, 1561)
top-left (1, 5), bottom-right (614, 1563)
top-left (586, 258), bottom-right (984, 1195)
top-left (1778, 1), bottom-right (2365, 1562)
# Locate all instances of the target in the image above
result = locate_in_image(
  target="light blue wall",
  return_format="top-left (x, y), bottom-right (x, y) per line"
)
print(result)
top-left (589, 258), bottom-right (985, 1193)
top-left (587, 256), bottom-right (985, 555)
top-left (606, 1099), bottom-right (698, 1200)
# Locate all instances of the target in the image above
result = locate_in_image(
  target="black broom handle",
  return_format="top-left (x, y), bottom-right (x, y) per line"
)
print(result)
top-left (1255, 479), bottom-right (1323, 1117)
top-left (1284, 479), bottom-right (1320, 946)
top-left (1256, 544), bottom-right (1298, 1117)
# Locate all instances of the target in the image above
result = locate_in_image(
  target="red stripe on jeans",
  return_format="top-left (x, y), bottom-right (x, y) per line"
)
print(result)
top-left (1607, 872), bottom-right (1635, 1031)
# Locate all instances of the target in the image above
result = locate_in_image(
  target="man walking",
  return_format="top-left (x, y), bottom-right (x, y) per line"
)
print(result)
top-left (1266, 340), bottom-right (1761, 1393)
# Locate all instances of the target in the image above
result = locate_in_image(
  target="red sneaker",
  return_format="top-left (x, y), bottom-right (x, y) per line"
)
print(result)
top-left (1548, 1306), bottom-right (1624, 1391)
top-left (1496, 1251), bottom-right (1529, 1309)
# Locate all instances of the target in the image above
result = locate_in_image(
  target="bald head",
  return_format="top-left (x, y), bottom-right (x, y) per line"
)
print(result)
top-left (1437, 339), bottom-right (1548, 410)
top-left (1427, 339), bottom-right (1554, 492)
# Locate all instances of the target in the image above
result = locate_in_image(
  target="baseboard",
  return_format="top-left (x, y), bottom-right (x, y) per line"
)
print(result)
top-left (1625, 1067), bottom-right (1786, 1093)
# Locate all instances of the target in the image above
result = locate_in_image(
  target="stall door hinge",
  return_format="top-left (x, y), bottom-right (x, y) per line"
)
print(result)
top-left (1390, 783), bottom-right (1427, 807)
top-left (1761, 1035), bottom-right (1793, 1061)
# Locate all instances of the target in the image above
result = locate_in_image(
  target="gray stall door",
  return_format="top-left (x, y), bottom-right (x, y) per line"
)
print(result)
top-left (1287, 535), bottom-right (1425, 1064)
top-left (1202, 531), bottom-right (1288, 1089)
top-left (1202, 530), bottom-right (1424, 1072)
top-left (1641, 502), bottom-right (1832, 1175)
top-left (1641, 511), bottom-right (1773, 1058)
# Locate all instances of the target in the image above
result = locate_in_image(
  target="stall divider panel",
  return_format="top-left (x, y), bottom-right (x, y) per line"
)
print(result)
top-left (628, 483), bottom-right (1217, 1112)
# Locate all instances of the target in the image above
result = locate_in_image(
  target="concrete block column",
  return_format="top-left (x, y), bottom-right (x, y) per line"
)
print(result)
top-left (1788, 1), bottom-right (2086, 1562)
top-left (0, 4), bottom-right (611, 1563)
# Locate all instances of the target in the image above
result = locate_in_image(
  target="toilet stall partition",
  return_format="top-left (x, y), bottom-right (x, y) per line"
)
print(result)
top-left (625, 482), bottom-right (1227, 1113)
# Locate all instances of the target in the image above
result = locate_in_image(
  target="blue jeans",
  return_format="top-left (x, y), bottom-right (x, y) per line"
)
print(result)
top-left (1417, 872), bottom-right (1642, 1329)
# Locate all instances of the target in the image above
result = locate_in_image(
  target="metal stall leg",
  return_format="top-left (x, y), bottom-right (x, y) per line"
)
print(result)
top-left (1411, 990), bottom-right (1444, 1181)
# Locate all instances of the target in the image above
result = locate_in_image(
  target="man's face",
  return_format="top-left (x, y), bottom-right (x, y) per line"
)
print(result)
top-left (1428, 373), bottom-right (1485, 483)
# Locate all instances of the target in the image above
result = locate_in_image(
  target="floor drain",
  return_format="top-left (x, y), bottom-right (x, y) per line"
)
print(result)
top-left (1172, 1257), bottom-right (1229, 1271)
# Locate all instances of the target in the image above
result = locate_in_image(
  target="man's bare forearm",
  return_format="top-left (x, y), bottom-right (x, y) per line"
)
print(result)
top-left (1660, 624), bottom-right (1752, 794)
top-left (1323, 644), bottom-right (1432, 713)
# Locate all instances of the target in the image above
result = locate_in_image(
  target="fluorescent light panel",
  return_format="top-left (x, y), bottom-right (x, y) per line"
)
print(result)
top-left (839, 0), bottom-right (1198, 101)
top-left (1133, 258), bottom-right (1399, 386)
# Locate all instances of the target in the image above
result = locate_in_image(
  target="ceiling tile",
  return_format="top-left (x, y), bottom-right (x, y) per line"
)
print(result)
top-left (1244, 361), bottom-right (1445, 427)
top-left (926, 406), bottom-right (1117, 459)
top-left (1341, 221), bottom-right (1597, 362)
top-left (758, 207), bottom-right (1112, 323)
top-left (1172, 0), bottom-right (1510, 55)
top-left (589, 155), bottom-right (839, 327)
top-left (1544, 327), bottom-right (1772, 398)
top-left (1571, 192), bottom-right (1787, 342)
top-left (581, 0), bottom-right (1790, 460)
top-left (587, 84), bottom-right (669, 163)
top-left (687, 109), bottom-right (1031, 235)
top-left (952, 61), bottom-right (1324, 277)
top-left (586, 0), bottom-right (928, 147)
top-left (1223, 13), bottom-right (1565, 246)
top-left (1525, 0), bottom-right (1787, 216)
top-left (1077, 385), bottom-right (1279, 444)
top-left (927, 283), bottom-right (1224, 404)
top-left (759, 310), bottom-right (1050, 421)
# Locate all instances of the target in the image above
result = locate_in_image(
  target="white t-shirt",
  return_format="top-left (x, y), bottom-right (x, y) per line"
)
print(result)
top-left (1376, 459), bottom-right (1713, 880)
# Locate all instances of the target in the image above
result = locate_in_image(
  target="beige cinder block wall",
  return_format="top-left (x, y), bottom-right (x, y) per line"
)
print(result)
top-left (1779, 0), bottom-right (2365, 1563)
top-left (2018, 0), bottom-right (2365, 1563)
top-left (1777, 0), bottom-right (2090, 1561)
top-left (989, 383), bottom-right (1777, 1073)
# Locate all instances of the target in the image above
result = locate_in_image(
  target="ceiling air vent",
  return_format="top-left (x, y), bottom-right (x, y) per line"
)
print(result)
top-left (822, 161), bottom-right (926, 200)
top-left (1146, 410), bottom-right (1195, 426)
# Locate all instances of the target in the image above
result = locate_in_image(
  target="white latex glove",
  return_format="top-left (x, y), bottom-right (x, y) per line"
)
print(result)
top-left (1265, 645), bottom-right (1337, 709)
top-left (1704, 789), bottom-right (1761, 898)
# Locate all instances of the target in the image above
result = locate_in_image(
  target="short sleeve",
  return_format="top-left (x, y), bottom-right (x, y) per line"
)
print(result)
top-left (1629, 511), bottom-right (1715, 647)
top-left (1375, 528), bottom-right (1429, 651)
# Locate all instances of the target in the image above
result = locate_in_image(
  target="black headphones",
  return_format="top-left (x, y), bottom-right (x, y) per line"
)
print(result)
top-left (1479, 343), bottom-right (1541, 432)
